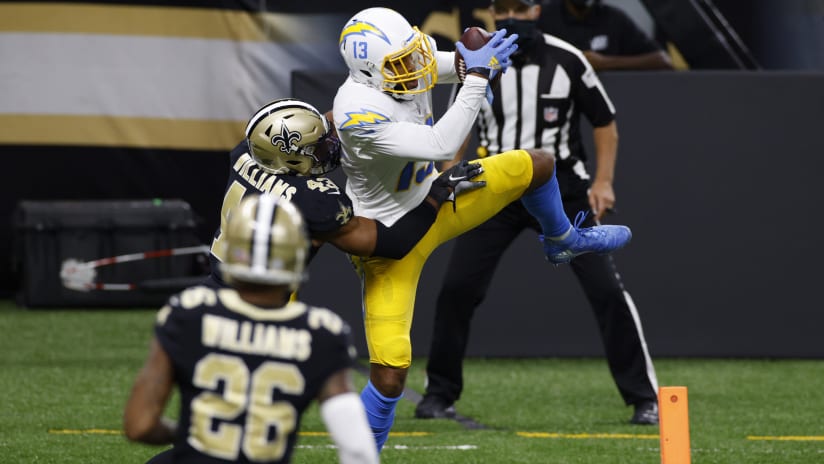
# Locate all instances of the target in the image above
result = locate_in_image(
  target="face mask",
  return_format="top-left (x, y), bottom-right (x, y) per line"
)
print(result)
top-left (495, 18), bottom-right (539, 53)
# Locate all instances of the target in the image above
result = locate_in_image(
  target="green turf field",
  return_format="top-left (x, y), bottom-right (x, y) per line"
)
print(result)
top-left (0, 302), bottom-right (821, 463)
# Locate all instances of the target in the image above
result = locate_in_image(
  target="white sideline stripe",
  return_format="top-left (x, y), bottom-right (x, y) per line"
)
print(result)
top-left (623, 290), bottom-right (659, 393)
top-left (297, 444), bottom-right (478, 451)
top-left (518, 431), bottom-right (658, 440)
top-left (48, 429), bottom-right (824, 444)
top-left (748, 435), bottom-right (824, 441)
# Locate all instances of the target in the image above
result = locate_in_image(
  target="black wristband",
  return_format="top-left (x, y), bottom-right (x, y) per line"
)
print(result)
top-left (465, 67), bottom-right (491, 79)
top-left (372, 200), bottom-right (437, 259)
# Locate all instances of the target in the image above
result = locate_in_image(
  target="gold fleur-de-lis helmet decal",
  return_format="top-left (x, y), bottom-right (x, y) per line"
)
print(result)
top-left (268, 121), bottom-right (303, 154)
top-left (245, 98), bottom-right (341, 176)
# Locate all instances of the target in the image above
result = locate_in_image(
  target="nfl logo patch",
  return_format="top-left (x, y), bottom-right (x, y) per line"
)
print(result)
top-left (544, 106), bottom-right (559, 123)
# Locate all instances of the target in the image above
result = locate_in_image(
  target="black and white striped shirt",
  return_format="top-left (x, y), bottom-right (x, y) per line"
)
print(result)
top-left (477, 33), bottom-right (615, 195)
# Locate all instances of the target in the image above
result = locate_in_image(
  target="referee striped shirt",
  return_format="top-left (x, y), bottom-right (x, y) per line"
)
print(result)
top-left (477, 33), bottom-right (616, 191)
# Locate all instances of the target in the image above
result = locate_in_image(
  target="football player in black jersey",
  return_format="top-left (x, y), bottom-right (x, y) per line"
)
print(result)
top-left (124, 194), bottom-right (380, 464)
top-left (205, 98), bottom-right (486, 287)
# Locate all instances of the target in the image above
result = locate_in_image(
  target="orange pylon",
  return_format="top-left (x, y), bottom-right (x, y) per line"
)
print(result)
top-left (659, 386), bottom-right (690, 464)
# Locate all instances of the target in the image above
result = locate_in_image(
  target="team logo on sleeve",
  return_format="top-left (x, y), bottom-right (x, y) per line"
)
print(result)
top-left (590, 35), bottom-right (608, 52)
top-left (335, 201), bottom-right (353, 225)
top-left (269, 122), bottom-right (301, 153)
top-left (339, 110), bottom-right (390, 130)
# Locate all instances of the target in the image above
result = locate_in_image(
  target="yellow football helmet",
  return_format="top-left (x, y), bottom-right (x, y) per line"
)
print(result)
top-left (219, 194), bottom-right (309, 290)
top-left (245, 99), bottom-right (341, 176)
top-left (339, 7), bottom-right (437, 96)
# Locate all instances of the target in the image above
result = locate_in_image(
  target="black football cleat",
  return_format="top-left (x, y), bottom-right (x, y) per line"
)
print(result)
top-left (630, 400), bottom-right (659, 425)
top-left (415, 394), bottom-right (456, 419)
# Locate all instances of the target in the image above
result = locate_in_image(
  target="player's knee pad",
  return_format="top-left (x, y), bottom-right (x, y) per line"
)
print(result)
top-left (369, 333), bottom-right (412, 369)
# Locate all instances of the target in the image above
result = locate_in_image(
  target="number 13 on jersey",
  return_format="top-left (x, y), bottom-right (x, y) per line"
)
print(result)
top-left (396, 161), bottom-right (434, 191)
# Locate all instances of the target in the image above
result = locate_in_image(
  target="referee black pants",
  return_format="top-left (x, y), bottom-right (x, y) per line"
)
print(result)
top-left (423, 196), bottom-right (658, 407)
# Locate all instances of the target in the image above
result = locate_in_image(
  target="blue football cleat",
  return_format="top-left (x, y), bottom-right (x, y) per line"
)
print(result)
top-left (542, 211), bottom-right (632, 265)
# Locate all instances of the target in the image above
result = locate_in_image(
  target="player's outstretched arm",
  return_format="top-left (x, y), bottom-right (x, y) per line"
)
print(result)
top-left (319, 369), bottom-right (380, 464)
top-left (123, 338), bottom-right (177, 445)
top-left (318, 162), bottom-right (485, 259)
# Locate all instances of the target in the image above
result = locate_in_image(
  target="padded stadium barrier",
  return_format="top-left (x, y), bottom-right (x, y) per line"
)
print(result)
top-left (294, 70), bottom-right (824, 359)
top-left (14, 199), bottom-right (208, 308)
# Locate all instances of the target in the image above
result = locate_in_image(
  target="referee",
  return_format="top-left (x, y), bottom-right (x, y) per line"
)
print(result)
top-left (416, 0), bottom-right (660, 425)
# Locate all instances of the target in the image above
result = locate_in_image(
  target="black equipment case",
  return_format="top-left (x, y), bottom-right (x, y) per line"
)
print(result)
top-left (13, 199), bottom-right (208, 308)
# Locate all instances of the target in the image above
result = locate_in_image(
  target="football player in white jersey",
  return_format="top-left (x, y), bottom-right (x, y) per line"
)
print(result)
top-left (333, 7), bottom-right (633, 450)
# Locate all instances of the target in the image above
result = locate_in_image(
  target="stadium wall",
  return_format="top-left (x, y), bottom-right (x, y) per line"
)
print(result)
top-left (2, 2), bottom-right (822, 358)
top-left (300, 70), bottom-right (824, 359)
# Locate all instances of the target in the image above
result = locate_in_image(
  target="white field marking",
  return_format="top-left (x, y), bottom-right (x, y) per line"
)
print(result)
top-left (297, 444), bottom-right (478, 451)
top-left (748, 436), bottom-right (824, 441)
top-left (47, 429), bottom-right (433, 438)
top-left (301, 431), bottom-right (432, 437)
top-left (387, 444), bottom-right (477, 450)
top-left (50, 429), bottom-right (824, 444)
top-left (637, 447), bottom-right (824, 454)
top-left (517, 431), bottom-right (659, 440)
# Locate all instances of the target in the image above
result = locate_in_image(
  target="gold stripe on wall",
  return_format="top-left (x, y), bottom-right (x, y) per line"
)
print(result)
top-left (0, 3), bottom-right (267, 41)
top-left (0, 115), bottom-right (245, 151)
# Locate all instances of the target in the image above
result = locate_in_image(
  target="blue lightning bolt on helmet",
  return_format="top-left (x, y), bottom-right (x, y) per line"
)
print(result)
top-left (339, 7), bottom-right (438, 96)
top-left (245, 98), bottom-right (341, 176)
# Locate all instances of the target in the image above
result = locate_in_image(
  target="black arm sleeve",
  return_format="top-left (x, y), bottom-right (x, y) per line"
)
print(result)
top-left (372, 200), bottom-right (437, 259)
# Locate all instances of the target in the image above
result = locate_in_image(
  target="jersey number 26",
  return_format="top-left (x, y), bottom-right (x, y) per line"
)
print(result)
top-left (189, 353), bottom-right (305, 461)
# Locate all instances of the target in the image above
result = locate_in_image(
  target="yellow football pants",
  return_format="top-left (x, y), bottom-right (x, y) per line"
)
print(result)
top-left (352, 149), bottom-right (534, 368)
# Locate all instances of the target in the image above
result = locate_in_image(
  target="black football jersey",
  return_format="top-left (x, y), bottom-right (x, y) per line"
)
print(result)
top-left (155, 285), bottom-right (356, 464)
top-left (209, 141), bottom-right (354, 281)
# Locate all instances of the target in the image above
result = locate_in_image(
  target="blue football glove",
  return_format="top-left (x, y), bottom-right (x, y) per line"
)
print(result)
top-left (455, 29), bottom-right (519, 79)
top-left (499, 54), bottom-right (513, 74)
top-left (485, 85), bottom-right (494, 105)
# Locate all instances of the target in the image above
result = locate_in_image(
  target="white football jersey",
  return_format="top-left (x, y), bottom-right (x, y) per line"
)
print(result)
top-left (333, 52), bottom-right (487, 226)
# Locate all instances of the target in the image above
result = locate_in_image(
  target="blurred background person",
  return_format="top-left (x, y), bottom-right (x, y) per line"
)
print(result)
top-left (539, 0), bottom-right (674, 71)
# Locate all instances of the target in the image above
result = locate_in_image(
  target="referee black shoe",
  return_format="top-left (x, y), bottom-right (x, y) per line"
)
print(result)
top-left (415, 394), bottom-right (456, 419)
top-left (630, 400), bottom-right (659, 425)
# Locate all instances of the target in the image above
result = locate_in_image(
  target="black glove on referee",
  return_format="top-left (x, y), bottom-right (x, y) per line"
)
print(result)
top-left (429, 160), bottom-right (486, 211)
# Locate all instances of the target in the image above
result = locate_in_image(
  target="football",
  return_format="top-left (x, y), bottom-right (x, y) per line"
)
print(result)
top-left (454, 27), bottom-right (491, 82)
top-left (454, 27), bottom-right (501, 87)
